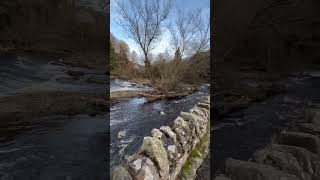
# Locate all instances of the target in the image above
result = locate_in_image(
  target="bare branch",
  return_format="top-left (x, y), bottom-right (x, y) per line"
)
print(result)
top-left (169, 7), bottom-right (210, 59)
top-left (114, 0), bottom-right (173, 83)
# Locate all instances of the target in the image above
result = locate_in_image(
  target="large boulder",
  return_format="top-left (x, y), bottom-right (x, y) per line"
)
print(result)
top-left (225, 158), bottom-right (301, 180)
top-left (140, 136), bottom-right (169, 178)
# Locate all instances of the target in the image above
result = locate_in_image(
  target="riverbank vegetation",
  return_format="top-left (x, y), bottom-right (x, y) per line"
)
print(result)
top-left (111, 0), bottom-right (210, 100)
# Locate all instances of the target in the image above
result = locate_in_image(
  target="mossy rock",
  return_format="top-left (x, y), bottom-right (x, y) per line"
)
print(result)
top-left (181, 133), bottom-right (209, 180)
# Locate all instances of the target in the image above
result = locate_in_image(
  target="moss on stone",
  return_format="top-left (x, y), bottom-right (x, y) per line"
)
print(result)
top-left (181, 133), bottom-right (209, 178)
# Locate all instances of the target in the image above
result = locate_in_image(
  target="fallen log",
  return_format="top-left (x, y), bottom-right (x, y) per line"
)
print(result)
top-left (139, 88), bottom-right (196, 103)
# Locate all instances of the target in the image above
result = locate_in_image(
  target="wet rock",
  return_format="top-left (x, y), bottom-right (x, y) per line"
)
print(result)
top-left (151, 128), bottom-right (163, 139)
top-left (140, 136), bottom-right (169, 178)
top-left (278, 131), bottom-right (320, 154)
top-left (160, 126), bottom-right (177, 144)
top-left (253, 148), bottom-right (306, 179)
top-left (118, 130), bottom-right (126, 139)
top-left (225, 158), bottom-right (301, 180)
top-left (111, 165), bottom-right (133, 180)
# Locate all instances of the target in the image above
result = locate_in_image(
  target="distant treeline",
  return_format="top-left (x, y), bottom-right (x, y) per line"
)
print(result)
top-left (0, 0), bottom-right (106, 53)
top-left (110, 32), bottom-right (210, 90)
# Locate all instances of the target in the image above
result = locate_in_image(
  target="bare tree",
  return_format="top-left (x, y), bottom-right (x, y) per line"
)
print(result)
top-left (115, 0), bottom-right (173, 84)
top-left (169, 8), bottom-right (210, 59)
top-left (168, 8), bottom-right (196, 59)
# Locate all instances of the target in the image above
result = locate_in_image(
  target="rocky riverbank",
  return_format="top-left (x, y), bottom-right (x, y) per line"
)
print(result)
top-left (111, 96), bottom-right (210, 180)
top-left (214, 105), bottom-right (320, 180)
top-left (211, 71), bottom-right (320, 179)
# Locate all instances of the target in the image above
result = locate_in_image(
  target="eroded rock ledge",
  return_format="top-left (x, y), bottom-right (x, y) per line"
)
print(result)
top-left (214, 104), bottom-right (320, 180)
top-left (111, 96), bottom-right (210, 180)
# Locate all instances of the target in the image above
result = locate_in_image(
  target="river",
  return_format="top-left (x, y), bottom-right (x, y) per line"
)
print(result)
top-left (0, 52), bottom-right (210, 179)
top-left (110, 84), bottom-right (209, 168)
top-left (0, 52), bottom-right (106, 97)
top-left (212, 72), bottom-right (320, 176)
top-left (0, 53), bottom-right (108, 179)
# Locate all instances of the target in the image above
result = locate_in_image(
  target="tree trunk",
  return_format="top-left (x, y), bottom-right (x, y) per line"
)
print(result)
top-left (144, 52), bottom-right (155, 85)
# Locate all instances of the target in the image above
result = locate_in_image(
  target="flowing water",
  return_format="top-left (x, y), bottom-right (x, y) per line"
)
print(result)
top-left (0, 52), bottom-right (210, 179)
top-left (212, 72), bottom-right (320, 176)
top-left (110, 79), bottom-right (152, 92)
top-left (0, 52), bottom-right (106, 97)
top-left (0, 53), bottom-right (108, 179)
top-left (110, 85), bottom-right (209, 168)
top-left (0, 114), bottom-right (108, 179)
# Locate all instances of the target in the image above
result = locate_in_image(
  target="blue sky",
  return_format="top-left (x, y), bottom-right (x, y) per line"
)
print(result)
top-left (110, 0), bottom-right (210, 57)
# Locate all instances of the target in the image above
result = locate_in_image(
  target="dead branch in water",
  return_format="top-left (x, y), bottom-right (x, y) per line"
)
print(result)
top-left (139, 87), bottom-right (197, 102)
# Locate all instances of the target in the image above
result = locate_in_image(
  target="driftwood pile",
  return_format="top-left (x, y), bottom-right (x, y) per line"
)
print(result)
top-left (139, 87), bottom-right (197, 102)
